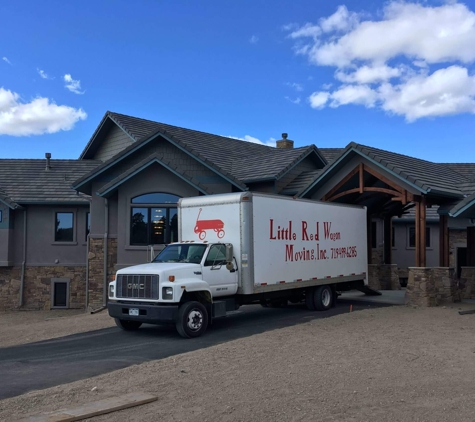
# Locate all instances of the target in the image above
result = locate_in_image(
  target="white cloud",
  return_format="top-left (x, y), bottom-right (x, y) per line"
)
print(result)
top-left (286, 82), bottom-right (303, 91)
top-left (285, 96), bottom-right (301, 104)
top-left (322, 83), bottom-right (332, 90)
top-left (335, 65), bottom-right (402, 84)
top-left (0, 87), bottom-right (87, 136)
top-left (249, 35), bottom-right (259, 44)
top-left (288, 2), bottom-right (475, 121)
top-left (64, 74), bottom-right (84, 94)
top-left (227, 135), bottom-right (276, 147)
top-left (37, 68), bottom-right (52, 79)
top-left (309, 92), bottom-right (330, 109)
top-left (2, 57), bottom-right (11, 65)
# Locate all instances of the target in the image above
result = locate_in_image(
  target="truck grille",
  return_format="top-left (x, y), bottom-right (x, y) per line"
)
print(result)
top-left (116, 274), bottom-right (159, 299)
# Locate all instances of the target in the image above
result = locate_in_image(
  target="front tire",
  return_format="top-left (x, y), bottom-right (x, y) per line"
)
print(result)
top-left (115, 318), bottom-right (142, 331)
top-left (176, 301), bottom-right (209, 338)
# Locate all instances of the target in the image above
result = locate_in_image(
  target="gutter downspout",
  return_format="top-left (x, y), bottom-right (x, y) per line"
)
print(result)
top-left (85, 234), bottom-right (90, 312)
top-left (19, 208), bottom-right (27, 307)
top-left (103, 198), bottom-right (109, 307)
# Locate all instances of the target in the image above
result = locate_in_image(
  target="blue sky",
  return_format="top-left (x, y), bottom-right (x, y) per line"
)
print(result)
top-left (1, 0), bottom-right (475, 162)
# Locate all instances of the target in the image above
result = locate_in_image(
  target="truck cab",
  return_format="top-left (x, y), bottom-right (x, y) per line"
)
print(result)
top-left (108, 242), bottom-right (237, 338)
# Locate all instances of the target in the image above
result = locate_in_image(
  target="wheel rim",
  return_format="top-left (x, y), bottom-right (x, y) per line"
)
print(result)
top-left (187, 309), bottom-right (203, 331)
top-left (322, 289), bottom-right (331, 307)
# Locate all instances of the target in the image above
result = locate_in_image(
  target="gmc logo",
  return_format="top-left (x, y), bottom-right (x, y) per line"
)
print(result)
top-left (127, 283), bottom-right (145, 290)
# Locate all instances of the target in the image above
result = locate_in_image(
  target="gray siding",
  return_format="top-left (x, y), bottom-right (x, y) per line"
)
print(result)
top-left (0, 206), bottom-right (12, 265)
top-left (93, 125), bottom-right (134, 162)
top-left (16, 205), bottom-right (90, 266)
top-left (392, 221), bottom-right (439, 269)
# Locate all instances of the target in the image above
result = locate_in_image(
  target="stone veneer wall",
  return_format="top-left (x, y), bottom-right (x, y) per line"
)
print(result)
top-left (0, 266), bottom-right (86, 311)
top-left (87, 237), bottom-right (117, 310)
top-left (459, 267), bottom-right (475, 300)
top-left (0, 267), bottom-right (21, 312)
top-left (371, 246), bottom-right (384, 265)
top-left (405, 267), bottom-right (457, 307)
top-left (368, 264), bottom-right (400, 291)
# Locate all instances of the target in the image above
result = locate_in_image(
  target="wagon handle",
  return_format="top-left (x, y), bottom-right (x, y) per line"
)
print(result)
top-left (196, 208), bottom-right (202, 223)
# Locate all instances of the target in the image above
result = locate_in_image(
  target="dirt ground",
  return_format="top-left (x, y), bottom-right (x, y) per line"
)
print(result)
top-left (0, 309), bottom-right (114, 349)
top-left (1, 304), bottom-right (475, 421)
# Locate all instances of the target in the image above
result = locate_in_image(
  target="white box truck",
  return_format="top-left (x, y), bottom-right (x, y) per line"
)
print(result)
top-left (108, 192), bottom-right (368, 338)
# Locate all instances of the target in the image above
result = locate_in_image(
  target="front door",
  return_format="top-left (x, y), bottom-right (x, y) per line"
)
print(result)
top-left (201, 244), bottom-right (238, 297)
top-left (457, 247), bottom-right (467, 279)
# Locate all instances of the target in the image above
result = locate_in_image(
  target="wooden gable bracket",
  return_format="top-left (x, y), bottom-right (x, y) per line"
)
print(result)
top-left (324, 163), bottom-right (411, 204)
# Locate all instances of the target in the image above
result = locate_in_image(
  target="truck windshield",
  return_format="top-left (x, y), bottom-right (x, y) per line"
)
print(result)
top-left (153, 244), bottom-right (208, 264)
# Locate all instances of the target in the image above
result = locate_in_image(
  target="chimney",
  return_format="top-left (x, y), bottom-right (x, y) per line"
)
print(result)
top-left (276, 133), bottom-right (294, 149)
top-left (45, 153), bottom-right (51, 171)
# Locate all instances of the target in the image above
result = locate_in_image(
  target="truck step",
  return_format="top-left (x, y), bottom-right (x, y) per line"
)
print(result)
top-left (355, 286), bottom-right (382, 296)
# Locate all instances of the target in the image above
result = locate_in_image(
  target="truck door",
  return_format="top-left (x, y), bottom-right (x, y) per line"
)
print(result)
top-left (202, 244), bottom-right (238, 297)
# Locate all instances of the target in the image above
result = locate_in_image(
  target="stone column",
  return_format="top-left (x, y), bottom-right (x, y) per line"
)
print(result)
top-left (459, 267), bottom-right (475, 300)
top-left (406, 267), bottom-right (456, 306)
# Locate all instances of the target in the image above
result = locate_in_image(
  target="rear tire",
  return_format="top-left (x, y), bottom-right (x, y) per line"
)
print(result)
top-left (305, 287), bottom-right (316, 310)
top-left (115, 318), bottom-right (142, 331)
top-left (314, 285), bottom-right (333, 311)
top-left (176, 301), bottom-right (209, 338)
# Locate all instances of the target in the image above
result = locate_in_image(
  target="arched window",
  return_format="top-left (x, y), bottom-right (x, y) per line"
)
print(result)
top-left (130, 193), bottom-right (180, 245)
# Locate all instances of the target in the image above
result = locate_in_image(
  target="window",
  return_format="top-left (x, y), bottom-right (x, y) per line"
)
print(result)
top-left (85, 212), bottom-right (90, 241)
top-left (130, 193), bottom-right (180, 245)
top-left (51, 278), bottom-right (70, 308)
top-left (204, 244), bottom-right (227, 266)
top-left (408, 227), bottom-right (431, 248)
top-left (371, 221), bottom-right (377, 248)
top-left (55, 212), bottom-right (74, 242)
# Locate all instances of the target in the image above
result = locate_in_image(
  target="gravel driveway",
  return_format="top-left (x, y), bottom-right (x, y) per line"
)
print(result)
top-left (1, 304), bottom-right (475, 421)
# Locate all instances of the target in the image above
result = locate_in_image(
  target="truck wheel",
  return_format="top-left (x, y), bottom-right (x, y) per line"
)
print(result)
top-left (305, 287), bottom-right (316, 310)
top-left (176, 301), bottom-right (209, 338)
top-left (314, 285), bottom-right (333, 311)
top-left (115, 318), bottom-right (142, 331)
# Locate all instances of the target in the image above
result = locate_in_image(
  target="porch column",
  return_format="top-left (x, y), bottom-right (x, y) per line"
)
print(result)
top-left (415, 196), bottom-right (427, 267)
top-left (468, 226), bottom-right (475, 267)
top-left (383, 216), bottom-right (392, 264)
top-left (439, 215), bottom-right (449, 267)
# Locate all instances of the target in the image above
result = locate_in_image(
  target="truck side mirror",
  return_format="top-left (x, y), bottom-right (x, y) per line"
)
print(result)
top-left (225, 244), bottom-right (234, 271)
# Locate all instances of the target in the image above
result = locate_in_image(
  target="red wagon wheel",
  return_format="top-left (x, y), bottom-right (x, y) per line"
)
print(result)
top-left (217, 230), bottom-right (225, 239)
top-left (199, 231), bottom-right (206, 240)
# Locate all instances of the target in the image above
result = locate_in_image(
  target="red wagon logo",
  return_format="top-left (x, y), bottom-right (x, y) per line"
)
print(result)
top-left (194, 208), bottom-right (225, 240)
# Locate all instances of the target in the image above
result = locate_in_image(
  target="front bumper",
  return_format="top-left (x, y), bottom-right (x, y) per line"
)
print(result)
top-left (108, 302), bottom-right (179, 324)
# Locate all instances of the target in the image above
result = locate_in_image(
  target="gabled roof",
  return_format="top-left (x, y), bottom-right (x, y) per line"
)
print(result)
top-left (442, 163), bottom-right (475, 181)
top-left (280, 170), bottom-right (324, 195)
top-left (300, 142), bottom-right (469, 198)
top-left (0, 159), bottom-right (100, 204)
top-left (75, 111), bottom-right (327, 191)
top-left (319, 148), bottom-right (345, 164)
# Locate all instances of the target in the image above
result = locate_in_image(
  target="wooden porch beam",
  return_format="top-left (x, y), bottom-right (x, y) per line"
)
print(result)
top-left (439, 215), bottom-right (449, 267)
top-left (359, 163), bottom-right (364, 194)
top-left (323, 165), bottom-right (360, 201)
top-left (362, 165), bottom-right (405, 194)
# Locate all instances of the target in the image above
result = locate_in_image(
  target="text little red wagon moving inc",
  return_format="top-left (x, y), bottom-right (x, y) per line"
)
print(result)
top-left (269, 219), bottom-right (358, 262)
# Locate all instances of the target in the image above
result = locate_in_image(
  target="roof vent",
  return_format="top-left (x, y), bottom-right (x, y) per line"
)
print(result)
top-left (45, 153), bottom-right (51, 171)
top-left (276, 133), bottom-right (294, 149)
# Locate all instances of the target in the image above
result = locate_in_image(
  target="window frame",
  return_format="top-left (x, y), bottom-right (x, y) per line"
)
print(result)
top-left (129, 192), bottom-right (180, 246)
top-left (51, 278), bottom-right (70, 309)
top-left (204, 244), bottom-right (227, 267)
top-left (407, 226), bottom-right (431, 249)
top-left (53, 210), bottom-right (77, 244)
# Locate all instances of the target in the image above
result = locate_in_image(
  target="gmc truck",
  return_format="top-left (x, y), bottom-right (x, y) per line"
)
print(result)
top-left (108, 192), bottom-right (368, 338)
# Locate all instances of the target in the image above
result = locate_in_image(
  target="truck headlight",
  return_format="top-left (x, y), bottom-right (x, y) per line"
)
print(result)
top-left (162, 287), bottom-right (173, 299)
top-left (109, 284), bottom-right (115, 297)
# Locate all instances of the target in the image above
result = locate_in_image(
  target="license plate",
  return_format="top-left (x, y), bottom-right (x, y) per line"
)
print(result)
top-left (129, 308), bottom-right (139, 316)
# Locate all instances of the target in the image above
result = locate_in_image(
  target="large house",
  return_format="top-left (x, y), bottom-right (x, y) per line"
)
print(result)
top-left (1, 111), bottom-right (475, 311)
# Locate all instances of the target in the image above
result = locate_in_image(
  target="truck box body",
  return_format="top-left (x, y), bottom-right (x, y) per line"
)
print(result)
top-left (179, 192), bottom-right (367, 294)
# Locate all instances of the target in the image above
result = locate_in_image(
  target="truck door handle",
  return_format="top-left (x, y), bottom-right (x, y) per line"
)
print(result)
top-left (194, 271), bottom-right (202, 275)
top-left (230, 269), bottom-right (236, 273)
